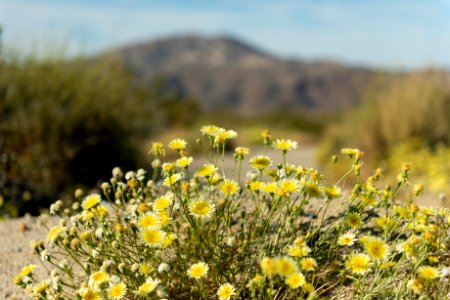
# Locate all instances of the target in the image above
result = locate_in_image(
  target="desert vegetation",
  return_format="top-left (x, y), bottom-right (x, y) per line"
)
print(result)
top-left (319, 70), bottom-right (450, 194)
top-left (0, 53), bottom-right (199, 217)
top-left (13, 127), bottom-right (450, 299)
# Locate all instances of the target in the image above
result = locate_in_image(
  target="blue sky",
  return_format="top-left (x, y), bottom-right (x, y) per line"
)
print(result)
top-left (1, 0), bottom-right (450, 68)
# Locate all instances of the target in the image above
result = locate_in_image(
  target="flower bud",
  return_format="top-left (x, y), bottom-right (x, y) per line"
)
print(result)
top-left (74, 189), bottom-right (84, 198)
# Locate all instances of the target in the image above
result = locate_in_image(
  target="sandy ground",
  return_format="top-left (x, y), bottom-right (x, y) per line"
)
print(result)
top-left (0, 216), bottom-right (57, 300)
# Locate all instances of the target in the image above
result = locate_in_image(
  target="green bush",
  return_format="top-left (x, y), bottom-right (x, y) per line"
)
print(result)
top-left (0, 53), bottom-right (198, 217)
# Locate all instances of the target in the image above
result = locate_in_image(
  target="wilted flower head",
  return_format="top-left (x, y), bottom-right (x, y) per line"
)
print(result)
top-left (149, 142), bottom-right (165, 157)
top-left (234, 147), bottom-right (250, 159)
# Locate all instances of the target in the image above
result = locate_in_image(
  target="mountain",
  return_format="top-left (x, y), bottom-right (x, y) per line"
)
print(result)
top-left (106, 34), bottom-right (374, 115)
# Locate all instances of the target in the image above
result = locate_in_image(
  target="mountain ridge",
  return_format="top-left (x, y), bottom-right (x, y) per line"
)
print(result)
top-left (104, 34), bottom-right (376, 115)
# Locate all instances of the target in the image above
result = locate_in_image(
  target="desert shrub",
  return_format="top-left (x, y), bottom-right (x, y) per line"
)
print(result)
top-left (319, 70), bottom-right (450, 164)
top-left (0, 51), bottom-right (203, 217)
top-left (14, 126), bottom-right (450, 299)
top-left (0, 54), bottom-right (157, 216)
top-left (388, 140), bottom-right (450, 197)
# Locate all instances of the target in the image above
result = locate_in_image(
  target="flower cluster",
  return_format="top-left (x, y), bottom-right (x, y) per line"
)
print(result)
top-left (14, 126), bottom-right (450, 299)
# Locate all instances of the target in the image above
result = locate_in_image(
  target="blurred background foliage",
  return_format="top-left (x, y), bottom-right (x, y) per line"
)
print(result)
top-left (0, 53), bottom-right (199, 217)
top-left (0, 49), bottom-right (449, 217)
top-left (319, 70), bottom-right (450, 194)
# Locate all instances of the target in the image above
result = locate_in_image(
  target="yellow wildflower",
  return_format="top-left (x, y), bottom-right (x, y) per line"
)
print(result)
top-left (168, 139), bottom-right (187, 151)
top-left (141, 228), bottom-right (165, 247)
top-left (346, 253), bottom-right (371, 275)
top-left (273, 139), bottom-right (297, 152)
top-left (107, 282), bottom-right (127, 300)
top-left (82, 194), bottom-right (101, 210)
top-left (187, 262), bottom-right (209, 279)
top-left (417, 266), bottom-right (439, 280)
top-left (250, 155), bottom-right (272, 170)
top-left (285, 272), bottom-right (305, 289)
top-left (196, 164), bottom-right (217, 178)
top-left (217, 283), bottom-right (236, 300)
top-left (220, 180), bottom-right (239, 196)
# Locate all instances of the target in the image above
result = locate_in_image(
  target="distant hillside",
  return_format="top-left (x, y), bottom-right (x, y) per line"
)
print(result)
top-left (105, 34), bottom-right (375, 115)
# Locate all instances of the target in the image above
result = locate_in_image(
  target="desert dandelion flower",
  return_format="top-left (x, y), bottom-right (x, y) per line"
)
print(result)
top-left (163, 173), bottom-right (181, 186)
top-left (89, 270), bottom-right (109, 287)
top-left (304, 182), bottom-right (323, 198)
top-left (234, 147), bottom-right (250, 159)
top-left (285, 272), bottom-right (305, 289)
top-left (189, 198), bottom-right (215, 219)
top-left (140, 264), bottom-right (153, 275)
top-left (141, 228), bottom-right (165, 247)
top-left (187, 262), bottom-right (209, 279)
top-left (276, 256), bottom-right (298, 277)
top-left (277, 179), bottom-right (299, 196)
top-left (363, 237), bottom-right (389, 260)
top-left (33, 280), bottom-right (50, 295)
top-left (338, 232), bottom-right (356, 246)
top-left (19, 264), bottom-right (37, 277)
top-left (196, 163), bottom-right (217, 178)
top-left (346, 213), bottom-right (362, 228)
top-left (175, 156), bottom-right (193, 168)
top-left (135, 277), bottom-right (160, 296)
top-left (249, 181), bottom-right (263, 192)
top-left (162, 162), bottom-right (175, 174)
top-left (82, 194), bottom-right (101, 210)
top-left (300, 258), bottom-right (317, 271)
top-left (139, 213), bottom-right (161, 229)
top-left (217, 283), bottom-right (236, 300)
top-left (213, 129), bottom-right (238, 145)
top-left (250, 155), bottom-right (272, 170)
top-left (107, 282), bottom-right (127, 299)
top-left (220, 180), bottom-right (239, 196)
top-left (200, 125), bottom-right (220, 136)
top-left (287, 245), bottom-right (310, 257)
top-left (346, 253), bottom-right (371, 275)
top-left (273, 139), bottom-right (297, 152)
top-left (168, 138), bottom-right (187, 151)
top-left (417, 266), bottom-right (439, 280)
top-left (262, 182), bottom-right (278, 194)
top-left (407, 279), bottom-right (423, 294)
top-left (260, 257), bottom-right (276, 278)
top-left (46, 226), bottom-right (63, 243)
top-left (325, 186), bottom-right (342, 199)
top-left (79, 288), bottom-right (102, 300)
top-left (153, 195), bottom-right (173, 211)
